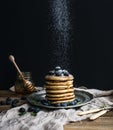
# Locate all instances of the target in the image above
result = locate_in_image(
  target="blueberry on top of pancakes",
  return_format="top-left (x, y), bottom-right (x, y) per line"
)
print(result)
top-left (62, 70), bottom-right (70, 76)
top-left (55, 69), bottom-right (63, 76)
top-left (48, 70), bottom-right (55, 75)
top-left (55, 66), bottom-right (61, 71)
top-left (48, 66), bottom-right (70, 76)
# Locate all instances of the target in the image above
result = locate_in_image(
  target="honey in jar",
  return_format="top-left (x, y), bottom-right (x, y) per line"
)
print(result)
top-left (15, 72), bottom-right (34, 94)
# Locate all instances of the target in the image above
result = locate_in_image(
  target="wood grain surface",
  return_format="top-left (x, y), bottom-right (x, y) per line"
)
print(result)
top-left (64, 111), bottom-right (113, 130)
top-left (0, 90), bottom-right (27, 112)
top-left (0, 90), bottom-right (113, 130)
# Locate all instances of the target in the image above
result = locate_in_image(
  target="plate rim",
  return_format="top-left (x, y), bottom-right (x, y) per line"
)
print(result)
top-left (27, 89), bottom-right (94, 109)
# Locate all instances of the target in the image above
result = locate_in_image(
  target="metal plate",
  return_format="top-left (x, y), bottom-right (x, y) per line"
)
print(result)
top-left (27, 89), bottom-right (93, 109)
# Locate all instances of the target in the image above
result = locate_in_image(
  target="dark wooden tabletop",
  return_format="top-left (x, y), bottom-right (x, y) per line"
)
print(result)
top-left (0, 90), bottom-right (113, 130)
top-left (64, 111), bottom-right (113, 130)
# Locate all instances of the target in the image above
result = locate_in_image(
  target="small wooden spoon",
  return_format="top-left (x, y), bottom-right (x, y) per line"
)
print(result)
top-left (9, 55), bottom-right (36, 93)
top-left (89, 109), bottom-right (108, 120)
top-left (9, 55), bottom-right (24, 79)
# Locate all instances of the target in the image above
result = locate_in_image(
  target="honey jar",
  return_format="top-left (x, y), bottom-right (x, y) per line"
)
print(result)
top-left (15, 72), bottom-right (34, 94)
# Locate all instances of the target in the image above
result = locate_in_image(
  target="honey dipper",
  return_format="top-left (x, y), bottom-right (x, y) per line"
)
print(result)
top-left (9, 55), bottom-right (36, 93)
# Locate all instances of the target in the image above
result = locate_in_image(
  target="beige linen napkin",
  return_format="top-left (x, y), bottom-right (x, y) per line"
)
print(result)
top-left (0, 88), bottom-right (113, 130)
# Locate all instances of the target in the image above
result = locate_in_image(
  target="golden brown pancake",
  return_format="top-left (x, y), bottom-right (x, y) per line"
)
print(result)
top-left (46, 87), bottom-right (74, 94)
top-left (46, 92), bottom-right (75, 97)
top-left (49, 98), bottom-right (75, 104)
top-left (46, 95), bottom-right (75, 101)
top-left (45, 74), bottom-right (74, 81)
top-left (45, 80), bottom-right (73, 86)
top-left (46, 94), bottom-right (75, 101)
top-left (45, 84), bottom-right (73, 90)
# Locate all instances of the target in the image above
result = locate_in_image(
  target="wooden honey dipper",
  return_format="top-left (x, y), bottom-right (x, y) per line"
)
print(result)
top-left (9, 55), bottom-right (36, 93)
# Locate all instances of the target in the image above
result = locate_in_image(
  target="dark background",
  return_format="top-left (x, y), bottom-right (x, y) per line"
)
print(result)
top-left (1, 0), bottom-right (113, 90)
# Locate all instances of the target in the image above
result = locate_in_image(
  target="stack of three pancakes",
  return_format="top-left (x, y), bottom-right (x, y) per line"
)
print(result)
top-left (45, 67), bottom-right (75, 104)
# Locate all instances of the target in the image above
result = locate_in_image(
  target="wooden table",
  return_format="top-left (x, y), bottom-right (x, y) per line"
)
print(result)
top-left (0, 90), bottom-right (113, 130)
top-left (64, 111), bottom-right (113, 130)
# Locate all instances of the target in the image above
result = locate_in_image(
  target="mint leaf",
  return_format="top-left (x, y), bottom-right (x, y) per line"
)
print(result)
top-left (31, 112), bottom-right (37, 116)
top-left (18, 112), bottom-right (27, 116)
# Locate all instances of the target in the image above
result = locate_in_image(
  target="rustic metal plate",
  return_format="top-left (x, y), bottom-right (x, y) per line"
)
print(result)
top-left (27, 89), bottom-right (93, 109)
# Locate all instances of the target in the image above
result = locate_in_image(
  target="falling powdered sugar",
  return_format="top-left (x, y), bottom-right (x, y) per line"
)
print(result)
top-left (48, 0), bottom-right (72, 70)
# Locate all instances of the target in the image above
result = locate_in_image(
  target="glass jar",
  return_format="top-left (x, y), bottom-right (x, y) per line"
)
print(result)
top-left (15, 72), bottom-right (34, 94)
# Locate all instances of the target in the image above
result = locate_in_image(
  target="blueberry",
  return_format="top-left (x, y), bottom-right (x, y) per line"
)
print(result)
top-left (12, 99), bottom-right (19, 104)
top-left (55, 66), bottom-right (61, 70)
top-left (41, 100), bottom-right (50, 106)
top-left (54, 103), bottom-right (61, 107)
top-left (28, 106), bottom-right (40, 113)
top-left (75, 98), bottom-right (81, 102)
top-left (48, 70), bottom-right (55, 75)
top-left (11, 99), bottom-right (19, 107)
top-left (33, 107), bottom-right (40, 113)
top-left (73, 100), bottom-right (78, 105)
top-left (62, 70), bottom-right (69, 76)
top-left (11, 103), bottom-right (17, 108)
top-left (70, 101), bottom-right (76, 105)
top-left (6, 97), bottom-right (12, 105)
top-left (19, 107), bottom-right (26, 113)
top-left (6, 97), bottom-right (12, 101)
top-left (55, 70), bottom-right (63, 76)
top-left (28, 106), bottom-right (34, 112)
top-left (6, 100), bottom-right (12, 105)
top-left (18, 107), bottom-right (27, 116)
top-left (61, 102), bottom-right (67, 107)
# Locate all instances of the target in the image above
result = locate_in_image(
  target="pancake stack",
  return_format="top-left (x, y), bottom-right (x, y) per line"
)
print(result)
top-left (45, 66), bottom-right (75, 104)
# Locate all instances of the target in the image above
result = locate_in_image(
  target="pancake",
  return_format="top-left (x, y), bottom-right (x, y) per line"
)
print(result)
top-left (46, 92), bottom-right (74, 97)
top-left (45, 74), bottom-right (74, 81)
top-left (45, 84), bottom-right (73, 90)
top-left (46, 87), bottom-right (74, 94)
top-left (45, 80), bottom-right (73, 86)
top-left (49, 98), bottom-right (75, 104)
top-left (46, 94), bottom-right (75, 101)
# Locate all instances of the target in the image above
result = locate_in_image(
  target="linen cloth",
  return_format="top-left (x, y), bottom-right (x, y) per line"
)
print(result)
top-left (0, 87), bottom-right (113, 130)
